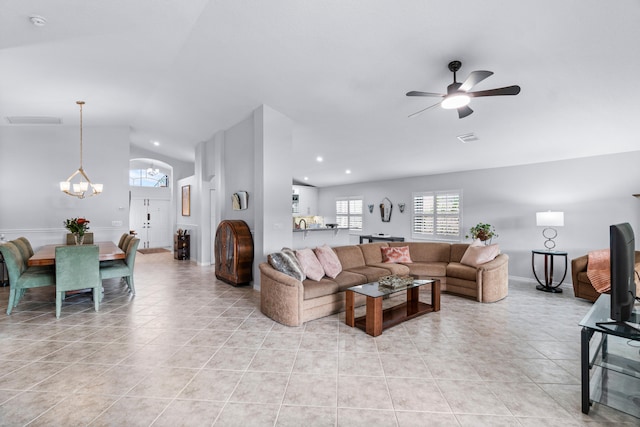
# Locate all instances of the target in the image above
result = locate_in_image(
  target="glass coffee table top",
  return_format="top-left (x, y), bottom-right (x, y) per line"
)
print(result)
top-left (348, 279), bottom-right (434, 298)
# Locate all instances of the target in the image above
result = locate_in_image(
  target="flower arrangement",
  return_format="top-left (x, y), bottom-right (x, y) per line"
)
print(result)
top-left (466, 222), bottom-right (497, 244)
top-left (64, 217), bottom-right (90, 236)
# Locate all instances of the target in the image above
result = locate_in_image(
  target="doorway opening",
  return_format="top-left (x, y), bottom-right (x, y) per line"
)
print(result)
top-left (129, 158), bottom-right (173, 250)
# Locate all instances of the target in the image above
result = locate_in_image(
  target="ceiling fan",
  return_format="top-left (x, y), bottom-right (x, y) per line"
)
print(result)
top-left (406, 60), bottom-right (521, 119)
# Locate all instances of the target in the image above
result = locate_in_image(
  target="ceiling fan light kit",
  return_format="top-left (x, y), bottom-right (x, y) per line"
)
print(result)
top-left (407, 60), bottom-right (520, 119)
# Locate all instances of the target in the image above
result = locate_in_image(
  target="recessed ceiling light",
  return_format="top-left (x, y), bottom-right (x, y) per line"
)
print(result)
top-left (303, 177), bottom-right (309, 181)
top-left (29, 15), bottom-right (47, 26)
top-left (345, 169), bottom-right (351, 174)
top-left (316, 156), bottom-right (323, 162)
top-left (152, 140), bottom-right (160, 146)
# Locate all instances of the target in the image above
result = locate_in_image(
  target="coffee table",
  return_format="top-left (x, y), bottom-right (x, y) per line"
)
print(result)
top-left (345, 278), bottom-right (440, 336)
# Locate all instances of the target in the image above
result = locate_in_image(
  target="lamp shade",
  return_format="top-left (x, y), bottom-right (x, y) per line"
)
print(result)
top-left (536, 211), bottom-right (564, 227)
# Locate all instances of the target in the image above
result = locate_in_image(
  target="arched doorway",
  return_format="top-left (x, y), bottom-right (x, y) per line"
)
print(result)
top-left (129, 158), bottom-right (173, 249)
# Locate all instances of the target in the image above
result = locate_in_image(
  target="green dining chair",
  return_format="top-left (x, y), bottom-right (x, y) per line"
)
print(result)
top-left (120, 234), bottom-right (134, 252)
top-left (0, 241), bottom-right (56, 314)
top-left (117, 233), bottom-right (129, 250)
top-left (15, 237), bottom-right (34, 257)
top-left (100, 238), bottom-right (140, 295)
top-left (55, 245), bottom-right (100, 319)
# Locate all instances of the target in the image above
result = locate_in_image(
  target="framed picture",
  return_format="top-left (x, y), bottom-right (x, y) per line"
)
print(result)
top-left (182, 185), bottom-right (190, 216)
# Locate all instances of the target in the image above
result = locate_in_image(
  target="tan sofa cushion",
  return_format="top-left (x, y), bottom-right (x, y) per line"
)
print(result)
top-left (333, 271), bottom-right (369, 291)
top-left (366, 262), bottom-right (411, 276)
top-left (404, 261), bottom-right (447, 277)
top-left (333, 245), bottom-right (367, 269)
top-left (345, 265), bottom-right (394, 282)
top-left (358, 242), bottom-right (389, 264)
top-left (303, 278), bottom-right (339, 299)
top-left (450, 243), bottom-right (469, 263)
top-left (446, 262), bottom-right (477, 282)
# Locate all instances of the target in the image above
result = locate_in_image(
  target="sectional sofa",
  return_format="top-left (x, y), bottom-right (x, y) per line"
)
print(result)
top-left (259, 241), bottom-right (509, 326)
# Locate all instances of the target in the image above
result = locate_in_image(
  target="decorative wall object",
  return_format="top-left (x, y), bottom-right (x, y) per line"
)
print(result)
top-left (368, 204), bottom-right (374, 213)
top-left (181, 185), bottom-right (190, 216)
top-left (232, 191), bottom-right (248, 210)
top-left (398, 203), bottom-right (406, 213)
top-left (380, 197), bottom-right (393, 222)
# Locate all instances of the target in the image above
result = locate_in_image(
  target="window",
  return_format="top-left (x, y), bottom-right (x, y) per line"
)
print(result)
top-left (412, 190), bottom-right (462, 241)
top-left (129, 169), bottom-right (169, 187)
top-left (336, 196), bottom-right (363, 231)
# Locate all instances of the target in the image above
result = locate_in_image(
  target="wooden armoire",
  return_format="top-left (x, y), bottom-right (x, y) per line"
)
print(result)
top-left (214, 220), bottom-right (254, 286)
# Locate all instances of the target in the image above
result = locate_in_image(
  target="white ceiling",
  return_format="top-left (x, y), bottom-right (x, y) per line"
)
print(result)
top-left (2, 0), bottom-right (640, 187)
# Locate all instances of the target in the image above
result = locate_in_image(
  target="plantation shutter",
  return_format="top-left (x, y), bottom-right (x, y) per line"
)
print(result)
top-left (412, 190), bottom-right (462, 241)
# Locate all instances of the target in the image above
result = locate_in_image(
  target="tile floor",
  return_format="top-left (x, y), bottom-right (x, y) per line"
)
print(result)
top-left (0, 252), bottom-right (638, 426)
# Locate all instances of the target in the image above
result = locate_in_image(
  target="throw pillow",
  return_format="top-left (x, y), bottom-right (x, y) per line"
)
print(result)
top-left (268, 250), bottom-right (305, 281)
top-left (281, 247), bottom-right (305, 278)
top-left (313, 244), bottom-right (343, 278)
top-left (295, 248), bottom-right (325, 281)
top-left (381, 246), bottom-right (412, 263)
top-left (460, 244), bottom-right (500, 267)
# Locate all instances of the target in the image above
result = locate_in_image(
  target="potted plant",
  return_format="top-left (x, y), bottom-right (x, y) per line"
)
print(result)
top-left (466, 222), bottom-right (497, 244)
top-left (64, 217), bottom-right (90, 245)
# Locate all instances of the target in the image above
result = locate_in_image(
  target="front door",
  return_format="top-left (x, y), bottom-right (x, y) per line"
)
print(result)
top-left (130, 198), bottom-right (170, 249)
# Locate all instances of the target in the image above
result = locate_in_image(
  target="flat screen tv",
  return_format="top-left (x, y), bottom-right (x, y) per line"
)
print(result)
top-left (609, 222), bottom-right (636, 322)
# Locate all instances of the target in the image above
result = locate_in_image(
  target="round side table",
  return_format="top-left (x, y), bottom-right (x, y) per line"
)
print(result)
top-left (531, 249), bottom-right (568, 293)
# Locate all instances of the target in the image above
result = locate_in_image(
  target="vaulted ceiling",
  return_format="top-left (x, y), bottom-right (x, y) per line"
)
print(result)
top-left (2, 1), bottom-right (640, 187)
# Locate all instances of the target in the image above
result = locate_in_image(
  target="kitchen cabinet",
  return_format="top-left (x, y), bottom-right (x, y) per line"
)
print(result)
top-left (292, 185), bottom-right (318, 216)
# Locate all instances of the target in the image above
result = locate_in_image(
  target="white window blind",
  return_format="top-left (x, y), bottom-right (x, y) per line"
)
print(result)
top-left (412, 190), bottom-right (462, 241)
top-left (336, 197), bottom-right (363, 230)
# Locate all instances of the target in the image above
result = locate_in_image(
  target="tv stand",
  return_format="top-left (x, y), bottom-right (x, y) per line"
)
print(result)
top-left (580, 294), bottom-right (640, 418)
top-left (595, 320), bottom-right (640, 338)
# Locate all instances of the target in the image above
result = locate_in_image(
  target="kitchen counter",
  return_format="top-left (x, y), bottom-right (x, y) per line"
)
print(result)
top-left (293, 227), bottom-right (347, 232)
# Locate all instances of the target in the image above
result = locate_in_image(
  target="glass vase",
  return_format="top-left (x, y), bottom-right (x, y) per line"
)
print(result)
top-left (74, 234), bottom-right (84, 245)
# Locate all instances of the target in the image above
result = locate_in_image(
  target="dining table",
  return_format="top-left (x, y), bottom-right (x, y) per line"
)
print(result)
top-left (27, 241), bottom-right (125, 266)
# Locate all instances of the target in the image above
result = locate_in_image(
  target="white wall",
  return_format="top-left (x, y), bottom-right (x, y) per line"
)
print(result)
top-left (317, 151), bottom-right (640, 281)
top-left (0, 125), bottom-right (130, 248)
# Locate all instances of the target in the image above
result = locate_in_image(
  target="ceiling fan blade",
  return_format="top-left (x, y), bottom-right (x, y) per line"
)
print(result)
top-left (459, 70), bottom-right (493, 92)
top-left (469, 85), bottom-right (521, 97)
top-left (406, 91), bottom-right (445, 97)
top-left (457, 105), bottom-right (473, 119)
top-left (408, 101), bottom-right (441, 118)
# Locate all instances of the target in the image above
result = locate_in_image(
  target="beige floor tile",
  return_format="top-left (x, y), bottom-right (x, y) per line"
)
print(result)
top-left (387, 377), bottom-right (451, 412)
top-left (0, 390), bottom-right (66, 426)
top-left (89, 396), bottom-right (170, 427)
top-left (230, 371), bottom-right (289, 404)
top-left (213, 402), bottom-right (279, 426)
top-left (283, 373), bottom-right (337, 407)
top-left (276, 405), bottom-right (337, 427)
top-left (0, 253), bottom-right (634, 426)
top-left (27, 393), bottom-right (117, 427)
top-left (337, 407), bottom-right (398, 426)
top-left (178, 368), bottom-right (243, 401)
top-left (338, 375), bottom-right (393, 410)
top-left (150, 399), bottom-right (224, 427)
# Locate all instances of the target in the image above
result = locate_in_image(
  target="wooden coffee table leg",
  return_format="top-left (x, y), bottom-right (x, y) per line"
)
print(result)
top-left (432, 279), bottom-right (441, 312)
top-left (407, 286), bottom-right (419, 315)
top-left (366, 296), bottom-right (383, 336)
top-left (345, 290), bottom-right (355, 327)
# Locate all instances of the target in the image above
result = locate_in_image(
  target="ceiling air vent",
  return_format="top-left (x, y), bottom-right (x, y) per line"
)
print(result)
top-left (457, 132), bottom-right (478, 143)
top-left (6, 116), bottom-right (62, 125)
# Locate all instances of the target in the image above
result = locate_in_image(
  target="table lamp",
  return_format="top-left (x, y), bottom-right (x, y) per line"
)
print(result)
top-left (536, 211), bottom-right (564, 250)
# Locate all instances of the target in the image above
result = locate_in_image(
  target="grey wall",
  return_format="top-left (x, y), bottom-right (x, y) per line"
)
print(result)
top-left (0, 125), bottom-right (131, 248)
top-left (317, 151), bottom-right (640, 281)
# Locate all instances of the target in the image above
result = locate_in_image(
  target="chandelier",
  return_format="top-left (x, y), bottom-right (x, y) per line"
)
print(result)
top-left (59, 101), bottom-right (103, 198)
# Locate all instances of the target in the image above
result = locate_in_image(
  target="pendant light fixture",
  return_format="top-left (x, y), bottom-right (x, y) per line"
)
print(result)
top-left (59, 101), bottom-right (103, 198)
